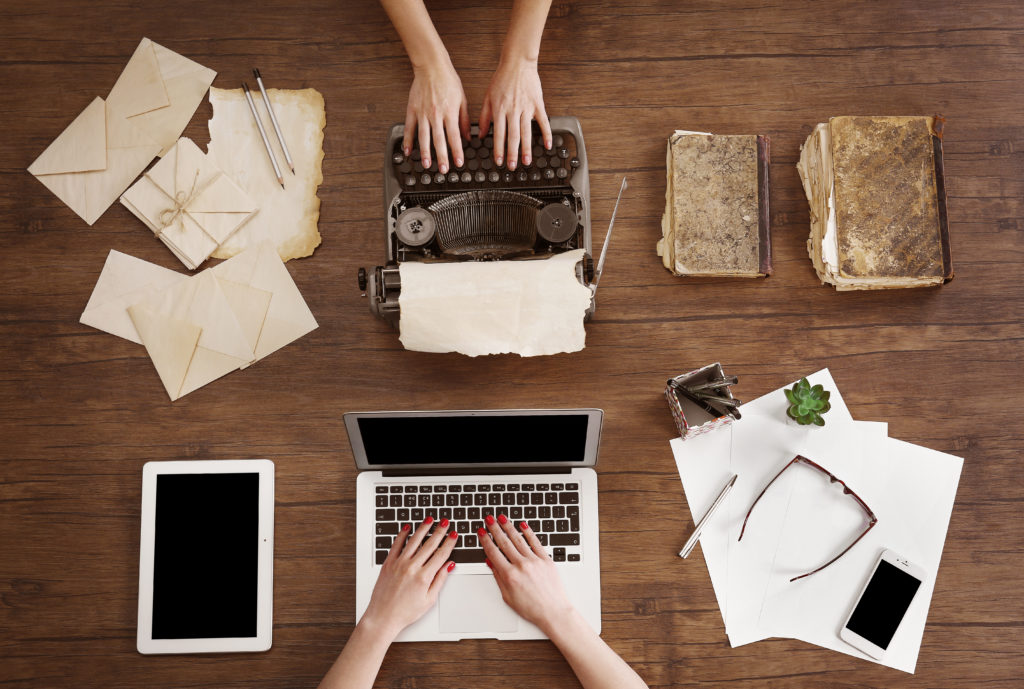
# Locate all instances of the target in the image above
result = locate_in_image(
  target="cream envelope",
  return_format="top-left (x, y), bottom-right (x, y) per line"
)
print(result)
top-left (128, 270), bottom-right (271, 401)
top-left (121, 137), bottom-right (258, 270)
top-left (80, 249), bottom-right (188, 344)
top-left (107, 38), bottom-right (217, 157)
top-left (211, 241), bottom-right (319, 363)
top-left (28, 97), bottom-right (162, 225)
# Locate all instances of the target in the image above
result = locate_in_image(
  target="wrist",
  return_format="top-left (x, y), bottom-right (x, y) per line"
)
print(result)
top-left (498, 49), bottom-right (539, 70)
top-left (355, 612), bottom-right (401, 646)
top-left (410, 42), bottom-right (453, 74)
top-left (537, 603), bottom-right (583, 640)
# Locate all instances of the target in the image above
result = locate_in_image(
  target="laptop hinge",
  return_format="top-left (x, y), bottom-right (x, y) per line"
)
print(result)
top-left (380, 467), bottom-right (574, 478)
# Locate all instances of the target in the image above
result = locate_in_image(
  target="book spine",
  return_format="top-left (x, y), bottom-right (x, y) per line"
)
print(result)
top-left (931, 128), bottom-right (954, 283)
top-left (757, 135), bottom-right (773, 276)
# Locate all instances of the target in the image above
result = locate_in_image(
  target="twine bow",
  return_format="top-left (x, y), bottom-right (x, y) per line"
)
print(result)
top-left (153, 168), bottom-right (221, 237)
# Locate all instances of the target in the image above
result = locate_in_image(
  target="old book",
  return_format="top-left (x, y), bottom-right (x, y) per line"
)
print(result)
top-left (658, 131), bottom-right (771, 278)
top-left (797, 116), bottom-right (953, 290)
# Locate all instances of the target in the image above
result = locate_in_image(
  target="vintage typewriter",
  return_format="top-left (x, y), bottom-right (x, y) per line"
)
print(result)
top-left (358, 116), bottom-right (598, 325)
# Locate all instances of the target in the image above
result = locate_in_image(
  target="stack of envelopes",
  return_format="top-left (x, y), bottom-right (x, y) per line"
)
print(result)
top-left (121, 137), bottom-right (258, 270)
top-left (80, 242), bottom-right (317, 400)
top-left (28, 38), bottom-right (216, 225)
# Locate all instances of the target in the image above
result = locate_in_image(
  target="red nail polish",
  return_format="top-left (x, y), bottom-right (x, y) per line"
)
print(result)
top-left (440, 518), bottom-right (449, 528)
top-left (447, 561), bottom-right (456, 572)
top-left (402, 523), bottom-right (411, 531)
top-left (498, 514), bottom-right (508, 525)
top-left (477, 527), bottom-right (487, 537)
top-left (485, 559), bottom-right (492, 568)
top-left (520, 521), bottom-right (529, 531)
top-left (449, 530), bottom-right (458, 540)
top-left (485, 514), bottom-right (495, 525)
top-left (424, 516), bottom-right (433, 525)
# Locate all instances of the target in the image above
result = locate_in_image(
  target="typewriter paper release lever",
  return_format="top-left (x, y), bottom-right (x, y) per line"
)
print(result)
top-left (591, 177), bottom-right (627, 297)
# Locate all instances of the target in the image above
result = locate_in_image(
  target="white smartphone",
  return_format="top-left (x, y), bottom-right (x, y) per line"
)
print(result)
top-left (839, 549), bottom-right (927, 659)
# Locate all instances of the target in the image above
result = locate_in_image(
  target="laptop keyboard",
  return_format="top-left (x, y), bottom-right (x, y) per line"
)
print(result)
top-left (374, 481), bottom-right (582, 566)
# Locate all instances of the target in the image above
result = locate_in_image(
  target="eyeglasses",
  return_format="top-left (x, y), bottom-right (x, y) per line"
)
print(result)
top-left (738, 455), bottom-right (878, 582)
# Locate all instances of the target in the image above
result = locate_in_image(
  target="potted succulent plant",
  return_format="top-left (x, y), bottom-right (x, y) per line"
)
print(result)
top-left (784, 377), bottom-right (831, 426)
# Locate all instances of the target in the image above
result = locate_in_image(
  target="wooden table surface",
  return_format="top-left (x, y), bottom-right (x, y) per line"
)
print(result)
top-left (1, 1), bottom-right (1021, 687)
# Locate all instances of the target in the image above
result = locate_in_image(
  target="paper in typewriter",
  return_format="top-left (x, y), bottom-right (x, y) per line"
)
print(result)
top-left (658, 131), bottom-right (771, 277)
top-left (206, 87), bottom-right (324, 262)
top-left (798, 116), bottom-right (949, 289)
top-left (397, 249), bottom-right (593, 357)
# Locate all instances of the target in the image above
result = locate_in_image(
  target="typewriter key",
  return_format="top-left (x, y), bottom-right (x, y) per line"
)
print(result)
top-left (536, 157), bottom-right (547, 168)
top-left (481, 157), bottom-right (493, 170)
top-left (543, 168), bottom-right (555, 180)
top-left (536, 203), bottom-right (578, 243)
top-left (465, 147), bottom-right (477, 159)
top-left (434, 172), bottom-right (446, 184)
top-left (517, 170), bottom-right (528, 182)
top-left (474, 170), bottom-right (486, 183)
top-left (420, 173), bottom-right (432, 185)
top-left (553, 134), bottom-right (564, 148)
top-left (556, 167), bottom-right (569, 179)
top-left (570, 157), bottom-right (580, 168)
top-left (395, 208), bottom-right (436, 247)
top-left (467, 159), bottom-right (480, 171)
top-left (411, 149), bottom-right (421, 161)
top-left (448, 172), bottom-right (460, 184)
top-left (461, 171), bottom-right (472, 183)
top-left (529, 170), bottom-right (541, 182)
top-left (488, 170), bottom-right (500, 183)
top-left (405, 175), bottom-right (417, 187)
top-left (503, 171), bottom-right (514, 183)
top-left (557, 147), bottom-right (569, 159)
top-left (399, 161), bottom-right (412, 174)
top-left (414, 161), bottom-right (424, 173)
top-left (393, 152), bottom-right (405, 165)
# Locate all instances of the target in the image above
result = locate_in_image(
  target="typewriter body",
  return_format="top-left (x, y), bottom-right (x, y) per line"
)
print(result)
top-left (359, 116), bottom-right (594, 326)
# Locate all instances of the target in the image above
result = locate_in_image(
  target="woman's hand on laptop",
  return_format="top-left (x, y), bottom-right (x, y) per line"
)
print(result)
top-left (479, 514), bottom-right (574, 635)
top-left (362, 517), bottom-right (458, 640)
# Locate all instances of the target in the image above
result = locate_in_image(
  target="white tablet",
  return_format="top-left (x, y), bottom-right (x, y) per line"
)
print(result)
top-left (137, 460), bottom-right (274, 654)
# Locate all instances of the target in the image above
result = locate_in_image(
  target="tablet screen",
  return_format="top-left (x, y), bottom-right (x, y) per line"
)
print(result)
top-left (152, 473), bottom-right (259, 639)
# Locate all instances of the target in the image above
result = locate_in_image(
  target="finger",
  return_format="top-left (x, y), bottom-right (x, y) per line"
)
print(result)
top-left (536, 106), bottom-right (553, 151)
top-left (478, 100), bottom-right (492, 142)
top-left (486, 513), bottom-right (523, 562)
top-left (418, 117), bottom-right (432, 169)
top-left (426, 528), bottom-right (458, 573)
top-left (445, 112), bottom-right (464, 170)
top-left (478, 525), bottom-right (509, 569)
top-left (428, 559), bottom-right (457, 597)
top-left (493, 110), bottom-right (506, 168)
top-left (520, 111), bottom-right (532, 167)
top-left (498, 513), bottom-right (532, 557)
top-left (519, 520), bottom-right (550, 559)
top-left (506, 113), bottom-right (521, 170)
top-left (459, 100), bottom-right (471, 143)
top-left (432, 116), bottom-right (450, 174)
top-left (412, 518), bottom-right (449, 565)
top-left (403, 516), bottom-right (435, 557)
top-left (402, 108), bottom-right (417, 156)
top-left (385, 523), bottom-right (412, 564)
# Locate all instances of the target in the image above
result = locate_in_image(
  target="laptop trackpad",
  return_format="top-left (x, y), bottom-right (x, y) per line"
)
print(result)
top-left (439, 574), bottom-right (519, 634)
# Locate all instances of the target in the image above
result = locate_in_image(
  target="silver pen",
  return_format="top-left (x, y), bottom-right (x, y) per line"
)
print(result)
top-left (253, 68), bottom-right (295, 174)
top-left (679, 474), bottom-right (737, 559)
top-left (242, 82), bottom-right (285, 189)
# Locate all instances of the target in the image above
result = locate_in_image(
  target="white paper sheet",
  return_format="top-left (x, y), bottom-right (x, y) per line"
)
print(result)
top-left (670, 369), bottom-right (964, 673)
top-left (397, 249), bottom-right (593, 357)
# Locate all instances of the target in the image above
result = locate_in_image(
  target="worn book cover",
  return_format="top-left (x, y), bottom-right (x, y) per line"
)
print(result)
top-left (798, 116), bottom-right (952, 290)
top-left (658, 131), bottom-right (771, 278)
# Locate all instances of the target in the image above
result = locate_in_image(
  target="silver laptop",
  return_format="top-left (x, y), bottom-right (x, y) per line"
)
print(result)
top-left (346, 408), bottom-right (603, 641)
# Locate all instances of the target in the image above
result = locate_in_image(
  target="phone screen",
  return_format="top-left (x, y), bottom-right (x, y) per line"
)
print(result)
top-left (845, 560), bottom-right (922, 649)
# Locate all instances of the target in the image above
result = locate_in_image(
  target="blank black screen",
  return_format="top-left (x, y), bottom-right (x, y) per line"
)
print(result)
top-left (152, 473), bottom-right (259, 639)
top-left (845, 560), bottom-right (922, 649)
top-left (357, 415), bottom-right (590, 465)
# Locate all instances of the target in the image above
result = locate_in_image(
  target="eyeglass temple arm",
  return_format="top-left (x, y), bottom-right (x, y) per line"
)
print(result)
top-left (737, 457), bottom-right (798, 541)
top-left (789, 517), bottom-right (879, 582)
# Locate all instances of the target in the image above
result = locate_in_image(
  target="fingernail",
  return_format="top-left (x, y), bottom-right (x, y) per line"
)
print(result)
top-left (498, 514), bottom-right (508, 525)
top-left (520, 521), bottom-right (529, 531)
top-left (477, 527), bottom-right (487, 537)
top-left (404, 146), bottom-right (410, 155)
top-left (546, 140), bottom-right (552, 150)
top-left (449, 530), bottom-right (458, 540)
top-left (524, 155), bottom-right (531, 166)
top-left (485, 559), bottom-right (492, 569)
top-left (447, 561), bottom-right (456, 572)
top-left (440, 163), bottom-right (448, 173)
top-left (402, 523), bottom-right (411, 531)
top-left (509, 161), bottom-right (516, 171)
top-left (424, 516), bottom-right (433, 525)
top-left (424, 157), bottom-right (431, 167)
top-left (496, 155), bottom-right (503, 166)
top-left (485, 514), bottom-right (495, 526)
top-left (440, 518), bottom-right (449, 528)
top-left (455, 157), bottom-right (463, 167)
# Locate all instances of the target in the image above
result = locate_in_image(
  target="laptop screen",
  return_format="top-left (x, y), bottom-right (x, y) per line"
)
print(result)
top-left (346, 410), bottom-right (602, 469)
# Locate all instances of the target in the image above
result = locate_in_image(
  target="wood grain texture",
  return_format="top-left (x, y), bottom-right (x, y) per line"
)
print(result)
top-left (1, 1), bottom-right (1022, 687)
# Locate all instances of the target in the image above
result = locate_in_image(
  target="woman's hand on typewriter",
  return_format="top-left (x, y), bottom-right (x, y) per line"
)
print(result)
top-left (404, 59), bottom-right (470, 175)
top-left (478, 55), bottom-right (551, 172)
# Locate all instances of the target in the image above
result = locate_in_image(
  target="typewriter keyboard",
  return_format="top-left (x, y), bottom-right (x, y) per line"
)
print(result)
top-left (373, 482), bottom-right (583, 565)
top-left (392, 131), bottom-right (580, 192)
